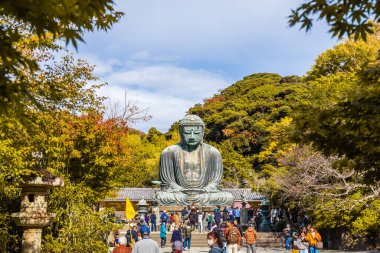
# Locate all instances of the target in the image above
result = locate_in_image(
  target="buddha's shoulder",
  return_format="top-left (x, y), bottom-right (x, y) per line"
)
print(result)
top-left (202, 143), bottom-right (221, 154)
top-left (161, 144), bottom-right (181, 154)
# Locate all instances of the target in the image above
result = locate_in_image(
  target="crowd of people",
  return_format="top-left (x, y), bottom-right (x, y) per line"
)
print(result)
top-left (283, 224), bottom-right (323, 253)
top-left (112, 205), bottom-right (323, 253)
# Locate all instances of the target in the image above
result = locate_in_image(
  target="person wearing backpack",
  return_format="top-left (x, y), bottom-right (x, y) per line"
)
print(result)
top-left (244, 224), bottom-right (257, 253)
top-left (161, 210), bottom-right (169, 224)
top-left (183, 222), bottom-right (193, 250)
top-left (224, 220), bottom-right (241, 253)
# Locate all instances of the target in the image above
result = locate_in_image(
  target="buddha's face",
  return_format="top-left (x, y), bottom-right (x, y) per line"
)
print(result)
top-left (180, 125), bottom-right (204, 147)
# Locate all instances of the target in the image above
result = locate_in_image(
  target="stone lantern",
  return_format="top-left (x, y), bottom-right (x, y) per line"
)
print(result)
top-left (259, 198), bottom-right (272, 232)
top-left (137, 197), bottom-right (148, 220)
top-left (11, 176), bottom-right (64, 253)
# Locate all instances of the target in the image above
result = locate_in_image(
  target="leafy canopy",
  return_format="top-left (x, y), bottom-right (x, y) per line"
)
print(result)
top-left (0, 1), bottom-right (123, 115)
top-left (293, 26), bottom-right (380, 183)
top-left (289, 0), bottom-right (379, 40)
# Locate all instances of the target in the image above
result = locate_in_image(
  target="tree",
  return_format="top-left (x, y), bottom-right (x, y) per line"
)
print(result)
top-left (293, 27), bottom-right (380, 183)
top-left (0, 33), bottom-right (125, 251)
top-left (276, 145), bottom-right (380, 247)
top-left (0, 1), bottom-right (123, 114)
top-left (289, 0), bottom-right (379, 40)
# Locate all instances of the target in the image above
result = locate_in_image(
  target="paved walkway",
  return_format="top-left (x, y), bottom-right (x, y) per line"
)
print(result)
top-left (109, 246), bottom-right (378, 253)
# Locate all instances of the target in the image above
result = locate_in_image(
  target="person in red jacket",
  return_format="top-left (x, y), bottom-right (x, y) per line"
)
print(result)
top-left (112, 236), bottom-right (131, 253)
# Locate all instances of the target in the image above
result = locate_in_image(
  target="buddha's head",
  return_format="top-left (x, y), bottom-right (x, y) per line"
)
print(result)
top-left (179, 115), bottom-right (205, 148)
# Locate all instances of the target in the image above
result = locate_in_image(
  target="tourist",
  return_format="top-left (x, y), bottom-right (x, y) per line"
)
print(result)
top-left (169, 222), bottom-right (175, 232)
top-left (189, 209), bottom-right (197, 230)
top-left (174, 212), bottom-right (181, 227)
top-left (305, 226), bottom-right (322, 253)
top-left (150, 211), bottom-right (157, 232)
top-left (291, 232), bottom-right (300, 253)
top-left (244, 223), bottom-right (257, 253)
top-left (131, 226), bottom-right (159, 253)
top-left (283, 224), bottom-right (292, 252)
top-left (207, 212), bottom-right (213, 231)
top-left (222, 208), bottom-right (229, 222)
top-left (161, 210), bottom-right (169, 224)
top-left (224, 219), bottom-right (241, 253)
top-left (181, 206), bottom-right (189, 221)
top-left (255, 212), bottom-right (262, 231)
top-left (203, 212), bottom-right (209, 231)
top-left (139, 218), bottom-right (148, 228)
top-left (233, 220), bottom-right (243, 237)
top-left (198, 210), bottom-right (204, 232)
top-left (160, 222), bottom-right (167, 248)
top-left (145, 214), bottom-right (150, 227)
top-left (301, 214), bottom-right (308, 227)
top-left (207, 230), bottom-right (224, 253)
top-left (214, 208), bottom-right (221, 226)
top-left (234, 207), bottom-right (240, 224)
top-left (179, 223), bottom-right (184, 237)
top-left (112, 236), bottom-right (131, 253)
top-left (298, 232), bottom-right (310, 253)
top-left (183, 222), bottom-right (192, 250)
top-left (170, 229), bottom-right (184, 253)
top-left (211, 222), bottom-right (218, 232)
top-left (248, 217), bottom-right (256, 228)
top-left (229, 207), bottom-right (234, 222)
top-left (132, 226), bottom-right (139, 242)
top-left (270, 207), bottom-right (277, 225)
top-left (219, 222), bottom-right (228, 250)
top-left (114, 233), bottom-right (120, 247)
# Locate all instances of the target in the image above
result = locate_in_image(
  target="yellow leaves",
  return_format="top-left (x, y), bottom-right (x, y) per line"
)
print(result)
top-left (222, 128), bottom-right (235, 137)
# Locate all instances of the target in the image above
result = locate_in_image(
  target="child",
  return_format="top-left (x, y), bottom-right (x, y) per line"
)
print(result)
top-left (160, 222), bottom-right (167, 248)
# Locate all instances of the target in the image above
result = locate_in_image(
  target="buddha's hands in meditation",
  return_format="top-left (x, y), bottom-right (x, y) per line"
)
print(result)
top-left (167, 182), bottom-right (184, 193)
top-left (203, 183), bottom-right (219, 193)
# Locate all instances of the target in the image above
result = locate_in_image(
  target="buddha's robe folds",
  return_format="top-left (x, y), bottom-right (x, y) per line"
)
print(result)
top-left (157, 143), bottom-right (234, 206)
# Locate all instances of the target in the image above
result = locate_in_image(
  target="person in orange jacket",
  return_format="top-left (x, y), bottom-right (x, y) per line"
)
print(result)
top-left (244, 224), bottom-right (257, 253)
top-left (304, 226), bottom-right (322, 253)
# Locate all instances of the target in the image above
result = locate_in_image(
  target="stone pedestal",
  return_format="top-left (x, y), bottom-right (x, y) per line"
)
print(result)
top-left (22, 228), bottom-right (42, 253)
top-left (11, 176), bottom-right (64, 253)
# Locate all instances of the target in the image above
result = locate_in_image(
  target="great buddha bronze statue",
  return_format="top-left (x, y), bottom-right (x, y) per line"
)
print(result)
top-left (156, 115), bottom-right (234, 206)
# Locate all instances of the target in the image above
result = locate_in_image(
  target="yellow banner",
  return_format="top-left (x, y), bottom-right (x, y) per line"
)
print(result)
top-left (125, 197), bottom-right (135, 220)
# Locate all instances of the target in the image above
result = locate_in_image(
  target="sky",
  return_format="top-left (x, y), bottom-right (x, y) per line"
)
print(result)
top-left (75, 0), bottom-right (338, 133)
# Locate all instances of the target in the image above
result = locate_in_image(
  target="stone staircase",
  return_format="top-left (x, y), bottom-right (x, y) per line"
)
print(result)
top-left (149, 232), bottom-right (284, 248)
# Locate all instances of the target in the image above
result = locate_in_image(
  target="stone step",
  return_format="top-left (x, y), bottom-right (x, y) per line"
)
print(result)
top-left (148, 232), bottom-right (284, 248)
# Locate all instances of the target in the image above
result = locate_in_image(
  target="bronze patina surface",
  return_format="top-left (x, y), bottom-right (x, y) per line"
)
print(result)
top-left (156, 115), bottom-right (233, 206)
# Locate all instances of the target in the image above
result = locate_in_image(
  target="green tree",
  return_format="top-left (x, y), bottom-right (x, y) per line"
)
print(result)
top-left (0, 1), bottom-right (123, 114)
top-left (293, 27), bottom-right (380, 183)
top-left (188, 73), bottom-right (308, 187)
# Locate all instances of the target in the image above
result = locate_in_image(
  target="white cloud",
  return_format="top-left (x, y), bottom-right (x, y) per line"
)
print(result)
top-left (95, 55), bottom-right (230, 132)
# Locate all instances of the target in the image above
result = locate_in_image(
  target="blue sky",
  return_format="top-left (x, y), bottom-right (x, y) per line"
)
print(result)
top-left (75, 0), bottom-right (338, 133)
